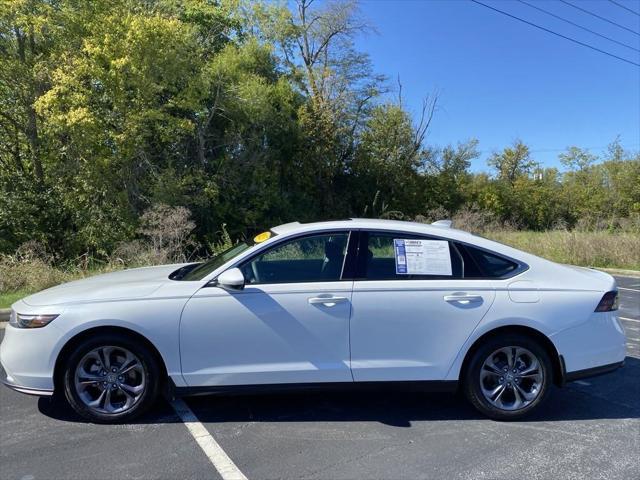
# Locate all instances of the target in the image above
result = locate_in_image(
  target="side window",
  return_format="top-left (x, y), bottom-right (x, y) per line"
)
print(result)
top-left (240, 233), bottom-right (349, 284)
top-left (360, 232), bottom-right (462, 280)
top-left (456, 243), bottom-right (519, 278)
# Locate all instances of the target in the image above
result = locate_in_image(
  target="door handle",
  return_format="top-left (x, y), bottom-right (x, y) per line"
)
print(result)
top-left (308, 296), bottom-right (349, 307)
top-left (444, 294), bottom-right (483, 304)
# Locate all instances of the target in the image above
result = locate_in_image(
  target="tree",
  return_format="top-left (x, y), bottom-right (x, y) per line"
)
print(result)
top-left (424, 139), bottom-right (479, 212)
top-left (0, 0), bottom-right (54, 185)
top-left (511, 168), bottom-right (567, 229)
top-left (559, 146), bottom-right (596, 172)
top-left (351, 103), bottom-right (424, 215)
top-left (488, 140), bottom-right (536, 183)
top-left (251, 0), bottom-right (386, 216)
top-left (1, 1), bottom-right (639, 261)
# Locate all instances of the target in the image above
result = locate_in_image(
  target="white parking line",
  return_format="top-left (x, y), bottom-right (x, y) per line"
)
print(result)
top-left (621, 317), bottom-right (640, 323)
top-left (171, 398), bottom-right (248, 480)
top-left (618, 287), bottom-right (640, 293)
top-left (574, 380), bottom-right (591, 386)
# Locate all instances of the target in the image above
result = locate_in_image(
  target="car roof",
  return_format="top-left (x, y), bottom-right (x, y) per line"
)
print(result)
top-left (271, 218), bottom-right (471, 239)
top-left (268, 218), bottom-right (541, 266)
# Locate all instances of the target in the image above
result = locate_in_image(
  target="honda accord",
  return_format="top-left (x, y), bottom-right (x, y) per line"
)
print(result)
top-left (0, 219), bottom-right (626, 422)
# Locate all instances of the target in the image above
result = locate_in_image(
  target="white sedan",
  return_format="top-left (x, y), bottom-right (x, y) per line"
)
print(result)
top-left (1, 219), bottom-right (626, 422)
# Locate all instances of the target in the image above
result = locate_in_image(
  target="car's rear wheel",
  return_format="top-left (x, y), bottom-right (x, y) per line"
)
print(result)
top-left (463, 334), bottom-right (552, 420)
top-left (62, 333), bottom-right (160, 423)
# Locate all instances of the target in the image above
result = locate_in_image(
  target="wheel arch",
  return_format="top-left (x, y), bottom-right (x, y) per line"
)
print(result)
top-left (459, 325), bottom-right (564, 387)
top-left (53, 326), bottom-right (169, 392)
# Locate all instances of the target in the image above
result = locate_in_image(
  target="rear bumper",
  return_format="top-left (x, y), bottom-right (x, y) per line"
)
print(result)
top-left (551, 311), bottom-right (626, 374)
top-left (563, 360), bottom-right (624, 384)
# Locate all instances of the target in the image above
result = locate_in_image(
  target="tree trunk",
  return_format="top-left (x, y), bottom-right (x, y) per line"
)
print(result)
top-left (26, 104), bottom-right (43, 183)
top-left (16, 27), bottom-right (44, 183)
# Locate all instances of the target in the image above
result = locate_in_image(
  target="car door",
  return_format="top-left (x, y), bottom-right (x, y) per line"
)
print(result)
top-left (180, 231), bottom-right (355, 386)
top-left (349, 231), bottom-right (497, 382)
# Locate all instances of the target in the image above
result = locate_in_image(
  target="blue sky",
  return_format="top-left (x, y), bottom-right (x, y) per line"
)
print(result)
top-left (353, 0), bottom-right (640, 172)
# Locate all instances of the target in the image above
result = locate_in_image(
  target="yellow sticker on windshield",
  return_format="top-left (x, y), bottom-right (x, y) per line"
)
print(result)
top-left (253, 231), bottom-right (272, 243)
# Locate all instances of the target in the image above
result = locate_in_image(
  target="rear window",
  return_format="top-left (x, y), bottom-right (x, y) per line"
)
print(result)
top-left (456, 243), bottom-right (519, 278)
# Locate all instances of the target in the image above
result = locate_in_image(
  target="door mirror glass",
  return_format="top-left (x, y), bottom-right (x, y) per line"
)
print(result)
top-left (216, 268), bottom-right (245, 290)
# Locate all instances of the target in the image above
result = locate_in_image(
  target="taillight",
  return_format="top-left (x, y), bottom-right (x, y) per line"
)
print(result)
top-left (595, 291), bottom-right (619, 312)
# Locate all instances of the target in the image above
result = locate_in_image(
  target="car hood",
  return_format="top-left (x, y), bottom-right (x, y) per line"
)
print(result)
top-left (21, 264), bottom-right (188, 307)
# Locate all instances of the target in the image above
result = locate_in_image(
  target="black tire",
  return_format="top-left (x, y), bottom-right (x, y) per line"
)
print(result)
top-left (463, 334), bottom-right (553, 420)
top-left (62, 333), bottom-right (160, 423)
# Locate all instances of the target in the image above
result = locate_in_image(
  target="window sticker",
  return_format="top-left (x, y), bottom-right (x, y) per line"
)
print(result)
top-left (394, 239), bottom-right (452, 276)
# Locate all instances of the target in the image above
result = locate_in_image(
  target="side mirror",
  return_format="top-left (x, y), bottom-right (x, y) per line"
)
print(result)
top-left (216, 268), bottom-right (245, 290)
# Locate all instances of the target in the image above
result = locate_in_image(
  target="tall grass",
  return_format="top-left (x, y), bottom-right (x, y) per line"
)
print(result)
top-left (485, 231), bottom-right (640, 270)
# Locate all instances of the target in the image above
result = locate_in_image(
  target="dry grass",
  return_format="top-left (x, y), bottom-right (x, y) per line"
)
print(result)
top-left (0, 258), bottom-right (77, 293)
top-left (485, 230), bottom-right (640, 270)
top-left (0, 241), bottom-right (123, 303)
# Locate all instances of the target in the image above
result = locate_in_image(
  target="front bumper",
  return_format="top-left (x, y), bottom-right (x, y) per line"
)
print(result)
top-left (0, 361), bottom-right (54, 396)
top-left (0, 320), bottom-right (60, 394)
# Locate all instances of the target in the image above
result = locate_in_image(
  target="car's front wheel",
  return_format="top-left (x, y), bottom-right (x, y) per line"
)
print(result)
top-left (464, 334), bottom-right (552, 420)
top-left (62, 333), bottom-right (160, 423)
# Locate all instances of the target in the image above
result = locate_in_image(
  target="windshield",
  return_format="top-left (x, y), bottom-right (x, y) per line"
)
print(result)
top-left (176, 242), bottom-right (253, 281)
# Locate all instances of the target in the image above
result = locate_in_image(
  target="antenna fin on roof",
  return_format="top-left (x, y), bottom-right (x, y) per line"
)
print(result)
top-left (431, 219), bottom-right (452, 228)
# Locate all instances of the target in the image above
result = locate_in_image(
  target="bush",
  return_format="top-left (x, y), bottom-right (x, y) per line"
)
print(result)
top-left (109, 204), bottom-right (200, 266)
top-left (137, 204), bottom-right (196, 263)
top-left (109, 240), bottom-right (167, 267)
top-left (0, 217), bottom-right (233, 297)
top-left (416, 205), bottom-right (513, 234)
top-left (207, 223), bottom-right (234, 255)
top-left (0, 242), bottom-right (75, 293)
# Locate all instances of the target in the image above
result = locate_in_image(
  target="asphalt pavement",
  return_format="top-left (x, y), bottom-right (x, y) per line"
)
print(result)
top-left (1, 275), bottom-right (639, 480)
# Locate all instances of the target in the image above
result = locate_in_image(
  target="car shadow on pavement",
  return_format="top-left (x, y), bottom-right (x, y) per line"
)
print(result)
top-left (38, 356), bottom-right (640, 426)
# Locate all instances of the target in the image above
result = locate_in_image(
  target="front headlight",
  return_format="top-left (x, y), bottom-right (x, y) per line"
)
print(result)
top-left (9, 310), bottom-right (59, 328)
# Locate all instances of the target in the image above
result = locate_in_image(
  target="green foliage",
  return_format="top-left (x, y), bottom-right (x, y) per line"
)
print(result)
top-left (0, 290), bottom-right (31, 309)
top-left (207, 223), bottom-right (234, 256)
top-left (1, 0), bottom-right (639, 267)
top-left (487, 140), bottom-right (536, 183)
top-left (559, 146), bottom-right (596, 172)
top-left (352, 103), bottom-right (424, 215)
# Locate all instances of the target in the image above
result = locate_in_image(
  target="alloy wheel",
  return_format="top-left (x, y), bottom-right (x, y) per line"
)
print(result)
top-left (74, 345), bottom-right (146, 415)
top-left (479, 346), bottom-right (544, 411)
